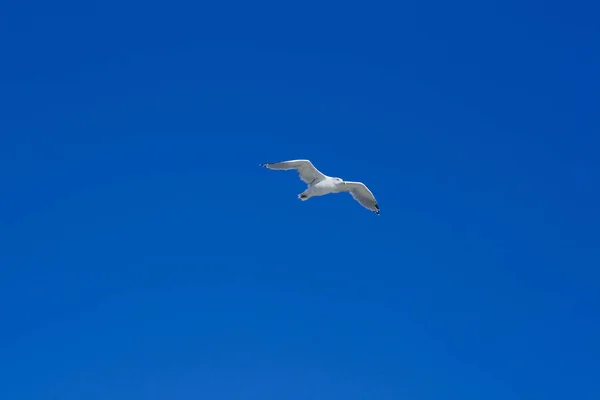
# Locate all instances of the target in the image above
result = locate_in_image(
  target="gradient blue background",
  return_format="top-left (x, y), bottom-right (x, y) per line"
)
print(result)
top-left (1, 1), bottom-right (599, 399)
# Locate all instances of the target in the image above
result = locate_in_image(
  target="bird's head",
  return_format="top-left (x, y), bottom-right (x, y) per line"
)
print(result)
top-left (334, 177), bottom-right (345, 185)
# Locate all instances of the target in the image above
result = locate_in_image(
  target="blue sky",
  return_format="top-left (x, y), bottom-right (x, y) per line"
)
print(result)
top-left (1, 1), bottom-right (599, 399)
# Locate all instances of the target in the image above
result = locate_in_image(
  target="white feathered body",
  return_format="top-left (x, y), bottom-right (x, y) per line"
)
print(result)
top-left (301, 177), bottom-right (344, 199)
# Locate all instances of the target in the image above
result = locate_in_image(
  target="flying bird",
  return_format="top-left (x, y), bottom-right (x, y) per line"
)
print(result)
top-left (260, 159), bottom-right (380, 215)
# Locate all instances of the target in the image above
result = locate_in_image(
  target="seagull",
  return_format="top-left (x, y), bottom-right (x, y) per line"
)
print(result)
top-left (260, 159), bottom-right (380, 215)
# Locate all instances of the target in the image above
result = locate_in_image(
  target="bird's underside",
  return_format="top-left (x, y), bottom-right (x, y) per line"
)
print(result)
top-left (260, 159), bottom-right (380, 215)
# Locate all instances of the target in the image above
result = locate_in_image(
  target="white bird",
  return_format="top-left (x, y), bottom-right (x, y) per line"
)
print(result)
top-left (260, 159), bottom-right (380, 215)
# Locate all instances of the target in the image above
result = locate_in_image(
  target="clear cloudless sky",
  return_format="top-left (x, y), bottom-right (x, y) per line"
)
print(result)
top-left (1, 1), bottom-right (599, 399)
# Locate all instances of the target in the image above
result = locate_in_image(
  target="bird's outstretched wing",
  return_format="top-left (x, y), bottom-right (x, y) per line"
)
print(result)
top-left (342, 181), bottom-right (380, 215)
top-left (260, 159), bottom-right (327, 184)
